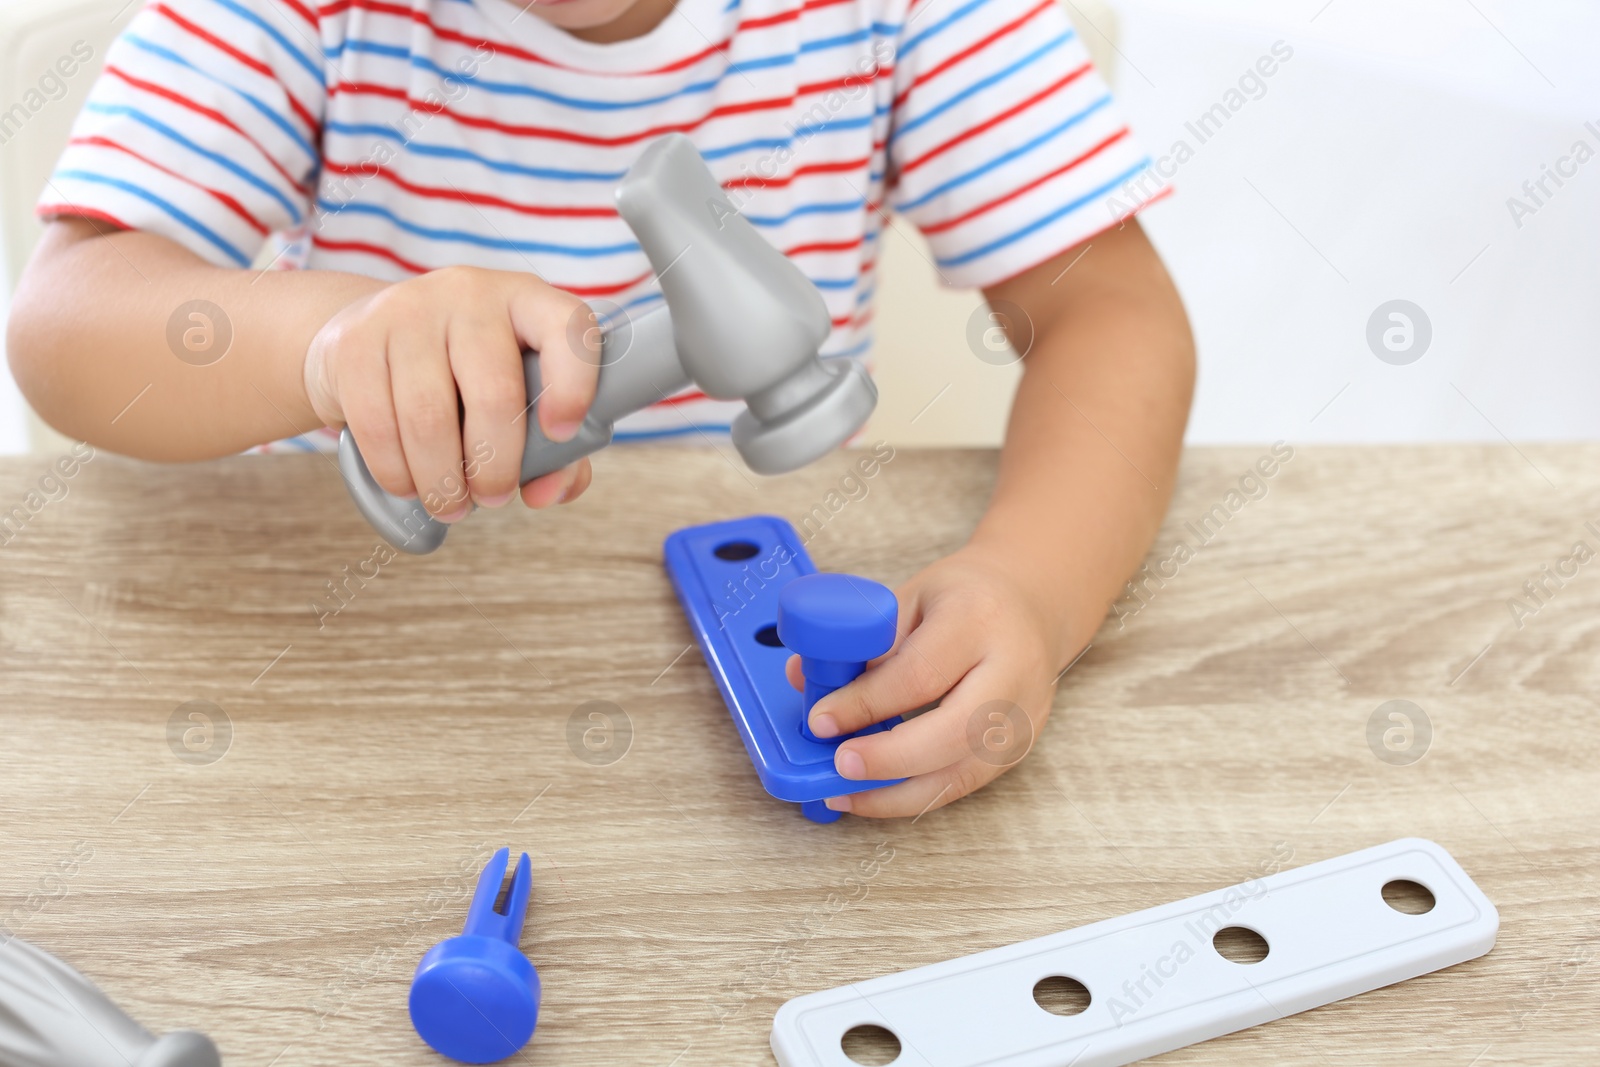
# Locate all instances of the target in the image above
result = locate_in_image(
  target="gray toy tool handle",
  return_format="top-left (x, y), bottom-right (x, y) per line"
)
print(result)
top-left (338, 303), bottom-right (687, 554)
top-left (0, 937), bottom-right (220, 1067)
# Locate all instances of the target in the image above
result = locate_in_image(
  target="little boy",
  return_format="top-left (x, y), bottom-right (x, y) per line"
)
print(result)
top-left (7, 0), bottom-right (1194, 816)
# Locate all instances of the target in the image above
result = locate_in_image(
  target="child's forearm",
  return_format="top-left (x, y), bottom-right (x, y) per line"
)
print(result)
top-left (7, 219), bottom-right (385, 459)
top-left (970, 222), bottom-right (1195, 668)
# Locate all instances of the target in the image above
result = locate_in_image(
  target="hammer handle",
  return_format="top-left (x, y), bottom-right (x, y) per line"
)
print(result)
top-left (340, 303), bottom-right (687, 554)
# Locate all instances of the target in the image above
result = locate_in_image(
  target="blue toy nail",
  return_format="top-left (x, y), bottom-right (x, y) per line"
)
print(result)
top-left (409, 848), bottom-right (540, 1064)
top-left (778, 574), bottom-right (899, 748)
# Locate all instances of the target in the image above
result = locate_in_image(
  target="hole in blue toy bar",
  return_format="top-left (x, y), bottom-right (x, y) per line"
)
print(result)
top-left (754, 623), bottom-right (784, 647)
top-left (714, 540), bottom-right (760, 561)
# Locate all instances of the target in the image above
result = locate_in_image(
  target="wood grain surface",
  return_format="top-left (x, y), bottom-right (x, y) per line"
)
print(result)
top-left (0, 442), bottom-right (1595, 1066)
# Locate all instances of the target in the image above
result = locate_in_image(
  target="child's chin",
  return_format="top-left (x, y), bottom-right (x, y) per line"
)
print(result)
top-left (527, 0), bottom-right (637, 30)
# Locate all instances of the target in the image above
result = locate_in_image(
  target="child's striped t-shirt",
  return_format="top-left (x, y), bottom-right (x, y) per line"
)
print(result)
top-left (41, 0), bottom-right (1158, 449)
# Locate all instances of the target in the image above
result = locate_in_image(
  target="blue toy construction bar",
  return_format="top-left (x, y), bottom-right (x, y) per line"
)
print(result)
top-left (663, 515), bottom-right (904, 823)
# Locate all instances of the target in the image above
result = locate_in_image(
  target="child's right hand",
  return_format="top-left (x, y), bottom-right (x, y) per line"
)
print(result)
top-left (302, 266), bottom-right (602, 521)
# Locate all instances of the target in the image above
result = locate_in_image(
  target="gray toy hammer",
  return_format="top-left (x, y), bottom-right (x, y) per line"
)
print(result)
top-left (0, 937), bottom-right (219, 1067)
top-left (338, 133), bottom-right (877, 554)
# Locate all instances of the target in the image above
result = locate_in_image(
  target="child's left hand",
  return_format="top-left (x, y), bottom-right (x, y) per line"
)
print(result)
top-left (785, 545), bottom-right (1071, 819)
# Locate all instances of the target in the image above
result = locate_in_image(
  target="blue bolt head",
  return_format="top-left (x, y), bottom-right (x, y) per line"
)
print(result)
top-left (409, 848), bottom-right (540, 1064)
top-left (409, 937), bottom-right (539, 1064)
top-left (777, 573), bottom-right (898, 662)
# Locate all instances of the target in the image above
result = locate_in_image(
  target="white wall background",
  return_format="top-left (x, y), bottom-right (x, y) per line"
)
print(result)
top-left (1106, 0), bottom-right (1600, 443)
top-left (1, 0), bottom-right (1596, 452)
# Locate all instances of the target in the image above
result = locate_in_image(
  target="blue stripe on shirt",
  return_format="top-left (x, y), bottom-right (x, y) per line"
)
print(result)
top-left (84, 102), bottom-right (304, 223)
top-left (742, 200), bottom-right (865, 226)
top-left (55, 169), bottom-right (251, 265)
top-left (123, 33), bottom-right (317, 162)
top-left (315, 198), bottom-right (641, 257)
top-left (896, 94), bottom-right (1113, 212)
top-left (613, 422), bottom-right (735, 441)
top-left (936, 158), bottom-right (1151, 268)
top-left (824, 335), bottom-right (873, 360)
top-left (898, 0), bottom-right (990, 57)
top-left (801, 28), bottom-right (872, 52)
top-left (325, 25), bottom-right (898, 108)
top-left (700, 108), bottom-right (885, 162)
top-left (324, 121), bottom-right (630, 183)
top-left (404, 53), bottom-right (722, 109)
top-left (208, 0), bottom-right (322, 83)
top-left (895, 29), bottom-right (1075, 141)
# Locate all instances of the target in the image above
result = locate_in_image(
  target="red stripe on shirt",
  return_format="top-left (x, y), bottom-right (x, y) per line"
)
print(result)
top-left (311, 235), bottom-right (657, 298)
top-left (919, 127), bottom-right (1130, 235)
top-left (649, 389), bottom-right (711, 407)
top-left (105, 64), bottom-right (311, 195)
top-left (280, 0), bottom-right (319, 29)
top-left (979, 184), bottom-right (1174, 288)
top-left (312, 235), bottom-right (429, 274)
top-left (325, 78), bottom-right (866, 148)
top-left (71, 134), bottom-right (273, 235)
top-left (726, 155), bottom-right (872, 189)
top-left (34, 203), bottom-right (133, 231)
top-left (325, 156), bottom-right (874, 224)
top-left (899, 61), bottom-right (1092, 176)
top-left (322, 159), bottom-right (617, 218)
top-left (323, 51), bottom-right (893, 147)
top-left (561, 269), bottom-right (656, 297)
top-left (785, 237), bottom-right (864, 256)
top-left (153, 3), bottom-right (320, 136)
top-left (892, 0), bottom-right (1054, 112)
top-left (326, 84), bottom-right (791, 145)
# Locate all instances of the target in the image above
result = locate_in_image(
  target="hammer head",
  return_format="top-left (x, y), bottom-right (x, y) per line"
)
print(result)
top-left (615, 134), bottom-right (877, 474)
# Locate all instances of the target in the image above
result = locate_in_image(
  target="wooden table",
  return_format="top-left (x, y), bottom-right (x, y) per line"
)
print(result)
top-left (0, 444), bottom-right (1594, 1065)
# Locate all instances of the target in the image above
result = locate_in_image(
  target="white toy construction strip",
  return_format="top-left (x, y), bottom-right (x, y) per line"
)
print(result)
top-left (772, 838), bottom-right (1497, 1067)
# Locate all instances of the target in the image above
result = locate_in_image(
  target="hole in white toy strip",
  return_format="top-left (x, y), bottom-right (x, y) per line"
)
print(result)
top-left (1381, 878), bottom-right (1436, 915)
top-left (840, 1023), bottom-right (901, 1065)
top-left (1212, 925), bottom-right (1270, 964)
top-left (1033, 974), bottom-right (1091, 1016)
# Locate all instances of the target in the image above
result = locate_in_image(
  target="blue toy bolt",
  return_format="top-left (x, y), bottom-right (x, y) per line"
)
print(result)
top-left (777, 573), bottom-right (899, 822)
top-left (409, 848), bottom-right (540, 1064)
